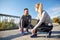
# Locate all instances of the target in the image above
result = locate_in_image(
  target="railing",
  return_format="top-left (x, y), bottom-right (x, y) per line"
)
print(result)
top-left (0, 14), bottom-right (20, 30)
top-left (0, 14), bottom-right (20, 23)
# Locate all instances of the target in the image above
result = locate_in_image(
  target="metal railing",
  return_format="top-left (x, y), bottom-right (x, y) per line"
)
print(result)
top-left (0, 14), bottom-right (20, 23)
top-left (0, 14), bottom-right (20, 30)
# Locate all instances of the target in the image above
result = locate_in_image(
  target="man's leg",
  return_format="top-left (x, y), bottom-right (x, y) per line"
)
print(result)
top-left (20, 28), bottom-right (25, 36)
top-left (26, 26), bottom-right (29, 32)
top-left (25, 24), bottom-right (30, 32)
top-left (20, 20), bottom-right (25, 35)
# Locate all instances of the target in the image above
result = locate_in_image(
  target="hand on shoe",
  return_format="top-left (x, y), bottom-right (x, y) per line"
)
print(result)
top-left (19, 28), bottom-right (21, 31)
top-left (31, 29), bottom-right (35, 33)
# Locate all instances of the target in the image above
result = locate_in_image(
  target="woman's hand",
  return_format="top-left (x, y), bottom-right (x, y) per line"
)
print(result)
top-left (31, 29), bottom-right (35, 33)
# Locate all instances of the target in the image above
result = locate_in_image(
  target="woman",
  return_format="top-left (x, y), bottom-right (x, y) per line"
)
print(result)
top-left (30, 3), bottom-right (53, 37)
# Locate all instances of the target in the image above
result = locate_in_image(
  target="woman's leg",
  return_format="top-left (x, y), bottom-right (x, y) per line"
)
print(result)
top-left (47, 25), bottom-right (53, 37)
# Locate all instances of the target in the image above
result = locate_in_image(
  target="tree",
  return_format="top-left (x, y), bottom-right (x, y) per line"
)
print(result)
top-left (53, 18), bottom-right (59, 23)
top-left (0, 19), bottom-right (17, 30)
top-left (52, 17), bottom-right (60, 25)
top-left (0, 22), bottom-right (2, 29)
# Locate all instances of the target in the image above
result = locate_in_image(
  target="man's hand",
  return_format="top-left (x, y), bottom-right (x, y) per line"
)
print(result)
top-left (19, 28), bottom-right (21, 31)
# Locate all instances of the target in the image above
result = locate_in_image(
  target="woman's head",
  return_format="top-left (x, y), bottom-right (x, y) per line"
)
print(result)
top-left (35, 3), bottom-right (43, 14)
top-left (35, 3), bottom-right (40, 12)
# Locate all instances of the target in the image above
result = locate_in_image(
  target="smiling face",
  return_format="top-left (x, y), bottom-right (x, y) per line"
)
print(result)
top-left (24, 10), bottom-right (29, 16)
top-left (24, 10), bottom-right (28, 14)
top-left (24, 8), bottom-right (29, 16)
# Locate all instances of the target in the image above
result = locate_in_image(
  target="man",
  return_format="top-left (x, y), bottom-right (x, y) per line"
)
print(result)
top-left (30, 3), bottom-right (53, 37)
top-left (19, 8), bottom-right (31, 35)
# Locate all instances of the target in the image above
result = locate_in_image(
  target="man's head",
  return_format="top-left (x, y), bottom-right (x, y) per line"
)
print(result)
top-left (24, 8), bottom-right (29, 16)
top-left (35, 3), bottom-right (43, 14)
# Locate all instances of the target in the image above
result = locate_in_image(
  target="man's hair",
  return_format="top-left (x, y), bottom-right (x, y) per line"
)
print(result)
top-left (24, 8), bottom-right (28, 11)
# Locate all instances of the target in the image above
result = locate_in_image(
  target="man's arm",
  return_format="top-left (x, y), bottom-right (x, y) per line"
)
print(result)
top-left (18, 16), bottom-right (22, 31)
top-left (19, 17), bottom-right (22, 28)
top-left (19, 15), bottom-right (24, 28)
top-left (33, 12), bottom-right (46, 30)
top-left (28, 15), bottom-right (31, 25)
top-left (29, 15), bottom-right (32, 24)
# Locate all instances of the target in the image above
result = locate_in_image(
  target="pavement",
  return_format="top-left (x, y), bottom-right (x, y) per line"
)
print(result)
top-left (0, 24), bottom-right (60, 40)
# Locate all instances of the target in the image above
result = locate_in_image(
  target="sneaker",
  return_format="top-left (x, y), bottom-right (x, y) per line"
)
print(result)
top-left (46, 31), bottom-right (52, 38)
top-left (30, 34), bottom-right (37, 38)
top-left (49, 31), bottom-right (52, 36)
top-left (20, 32), bottom-right (25, 36)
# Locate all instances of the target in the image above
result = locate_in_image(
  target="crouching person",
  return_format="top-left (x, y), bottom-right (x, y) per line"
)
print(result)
top-left (30, 3), bottom-right (53, 38)
top-left (19, 8), bottom-right (31, 35)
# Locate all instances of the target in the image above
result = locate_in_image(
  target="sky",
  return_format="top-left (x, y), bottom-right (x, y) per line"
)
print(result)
top-left (0, 0), bottom-right (60, 19)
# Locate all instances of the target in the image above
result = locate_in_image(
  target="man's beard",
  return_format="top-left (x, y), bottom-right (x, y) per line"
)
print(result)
top-left (25, 13), bottom-right (29, 16)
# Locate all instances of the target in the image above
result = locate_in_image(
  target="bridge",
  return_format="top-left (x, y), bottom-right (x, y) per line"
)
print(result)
top-left (0, 14), bottom-right (20, 23)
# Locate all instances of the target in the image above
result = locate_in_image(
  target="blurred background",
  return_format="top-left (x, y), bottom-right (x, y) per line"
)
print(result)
top-left (0, 0), bottom-right (60, 30)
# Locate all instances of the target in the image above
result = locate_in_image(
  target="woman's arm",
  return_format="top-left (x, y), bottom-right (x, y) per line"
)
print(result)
top-left (33, 12), bottom-right (46, 30)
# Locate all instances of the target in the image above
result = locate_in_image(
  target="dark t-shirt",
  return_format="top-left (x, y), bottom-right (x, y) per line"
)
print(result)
top-left (21, 15), bottom-right (31, 24)
top-left (19, 15), bottom-right (31, 27)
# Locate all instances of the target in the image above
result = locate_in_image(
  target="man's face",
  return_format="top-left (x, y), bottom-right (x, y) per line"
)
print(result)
top-left (24, 10), bottom-right (29, 15)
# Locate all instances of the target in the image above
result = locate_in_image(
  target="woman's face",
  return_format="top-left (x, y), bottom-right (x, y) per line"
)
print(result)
top-left (39, 3), bottom-right (42, 12)
top-left (35, 4), bottom-right (39, 12)
top-left (35, 3), bottom-right (43, 14)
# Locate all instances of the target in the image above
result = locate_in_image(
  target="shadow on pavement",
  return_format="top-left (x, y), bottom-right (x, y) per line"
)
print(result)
top-left (34, 31), bottom-right (60, 38)
top-left (49, 35), bottom-right (60, 38)
top-left (32, 35), bottom-right (60, 38)
top-left (0, 31), bottom-right (60, 40)
top-left (0, 33), bottom-right (23, 40)
top-left (37, 31), bottom-right (60, 34)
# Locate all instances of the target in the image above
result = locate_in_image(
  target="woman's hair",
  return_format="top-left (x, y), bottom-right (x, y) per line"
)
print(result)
top-left (35, 3), bottom-right (43, 9)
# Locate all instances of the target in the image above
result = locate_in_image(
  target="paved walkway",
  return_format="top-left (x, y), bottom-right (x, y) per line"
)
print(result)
top-left (0, 24), bottom-right (60, 40)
